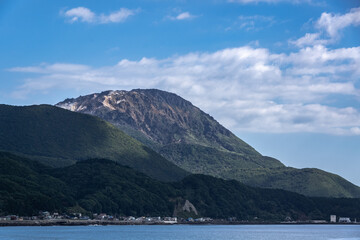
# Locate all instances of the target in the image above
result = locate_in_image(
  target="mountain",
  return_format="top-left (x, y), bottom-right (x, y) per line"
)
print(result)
top-left (0, 104), bottom-right (188, 181)
top-left (57, 89), bottom-right (360, 198)
top-left (56, 89), bottom-right (282, 170)
top-left (1, 151), bottom-right (360, 220)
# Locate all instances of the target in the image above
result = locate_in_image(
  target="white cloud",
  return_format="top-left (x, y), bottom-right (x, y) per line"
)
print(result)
top-left (9, 45), bottom-right (360, 135)
top-left (291, 8), bottom-right (360, 47)
top-left (62, 7), bottom-right (136, 24)
top-left (168, 12), bottom-right (196, 21)
top-left (289, 33), bottom-right (331, 47)
top-left (64, 7), bottom-right (95, 23)
top-left (350, 127), bottom-right (360, 135)
top-left (99, 8), bottom-right (136, 23)
top-left (9, 63), bottom-right (90, 74)
top-left (317, 7), bottom-right (360, 38)
top-left (176, 12), bottom-right (192, 20)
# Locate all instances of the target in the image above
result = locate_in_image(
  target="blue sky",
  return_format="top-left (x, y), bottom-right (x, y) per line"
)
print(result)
top-left (1, 0), bottom-right (360, 185)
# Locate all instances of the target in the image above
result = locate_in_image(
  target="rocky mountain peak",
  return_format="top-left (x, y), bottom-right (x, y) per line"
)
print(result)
top-left (56, 89), bottom-right (243, 151)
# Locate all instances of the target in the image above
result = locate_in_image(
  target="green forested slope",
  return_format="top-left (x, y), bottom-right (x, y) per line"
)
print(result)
top-left (226, 167), bottom-right (360, 198)
top-left (1, 152), bottom-right (359, 221)
top-left (0, 104), bottom-right (188, 181)
top-left (0, 152), bottom-right (73, 215)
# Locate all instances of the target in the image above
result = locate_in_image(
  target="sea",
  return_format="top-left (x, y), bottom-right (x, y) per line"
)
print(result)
top-left (1, 224), bottom-right (359, 240)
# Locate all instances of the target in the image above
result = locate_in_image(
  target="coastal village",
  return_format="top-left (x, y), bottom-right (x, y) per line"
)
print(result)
top-left (0, 212), bottom-right (357, 226)
top-left (0, 211), bottom-right (207, 226)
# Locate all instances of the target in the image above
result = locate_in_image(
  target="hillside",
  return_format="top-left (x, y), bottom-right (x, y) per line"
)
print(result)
top-left (0, 104), bottom-right (188, 181)
top-left (228, 167), bottom-right (360, 198)
top-left (57, 89), bottom-right (360, 198)
top-left (1, 151), bottom-right (360, 220)
top-left (0, 151), bottom-right (73, 215)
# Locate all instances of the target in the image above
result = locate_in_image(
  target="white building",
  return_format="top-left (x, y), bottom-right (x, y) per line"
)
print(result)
top-left (339, 217), bottom-right (351, 223)
top-left (163, 217), bottom-right (177, 224)
top-left (330, 215), bottom-right (336, 223)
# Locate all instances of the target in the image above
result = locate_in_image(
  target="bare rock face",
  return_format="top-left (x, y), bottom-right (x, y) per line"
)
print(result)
top-left (56, 89), bottom-right (261, 156)
top-left (57, 89), bottom-right (196, 145)
top-left (173, 199), bottom-right (198, 217)
top-left (182, 200), bottom-right (198, 215)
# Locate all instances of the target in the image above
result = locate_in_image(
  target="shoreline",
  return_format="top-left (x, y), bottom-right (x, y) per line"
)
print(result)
top-left (1, 220), bottom-right (359, 227)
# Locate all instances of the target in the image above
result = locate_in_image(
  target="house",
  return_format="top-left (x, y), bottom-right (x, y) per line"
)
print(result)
top-left (96, 213), bottom-right (107, 220)
top-left (339, 217), bottom-right (351, 223)
top-left (330, 215), bottom-right (336, 223)
top-left (163, 217), bottom-right (177, 224)
top-left (39, 211), bottom-right (50, 219)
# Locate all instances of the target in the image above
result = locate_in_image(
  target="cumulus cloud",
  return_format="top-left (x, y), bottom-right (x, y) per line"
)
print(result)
top-left (9, 45), bottom-right (360, 135)
top-left (64, 7), bottom-right (95, 23)
top-left (62, 7), bottom-right (137, 24)
top-left (291, 8), bottom-right (360, 47)
top-left (317, 7), bottom-right (360, 38)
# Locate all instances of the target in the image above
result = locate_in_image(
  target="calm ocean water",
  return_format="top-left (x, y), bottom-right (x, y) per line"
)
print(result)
top-left (0, 225), bottom-right (359, 240)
